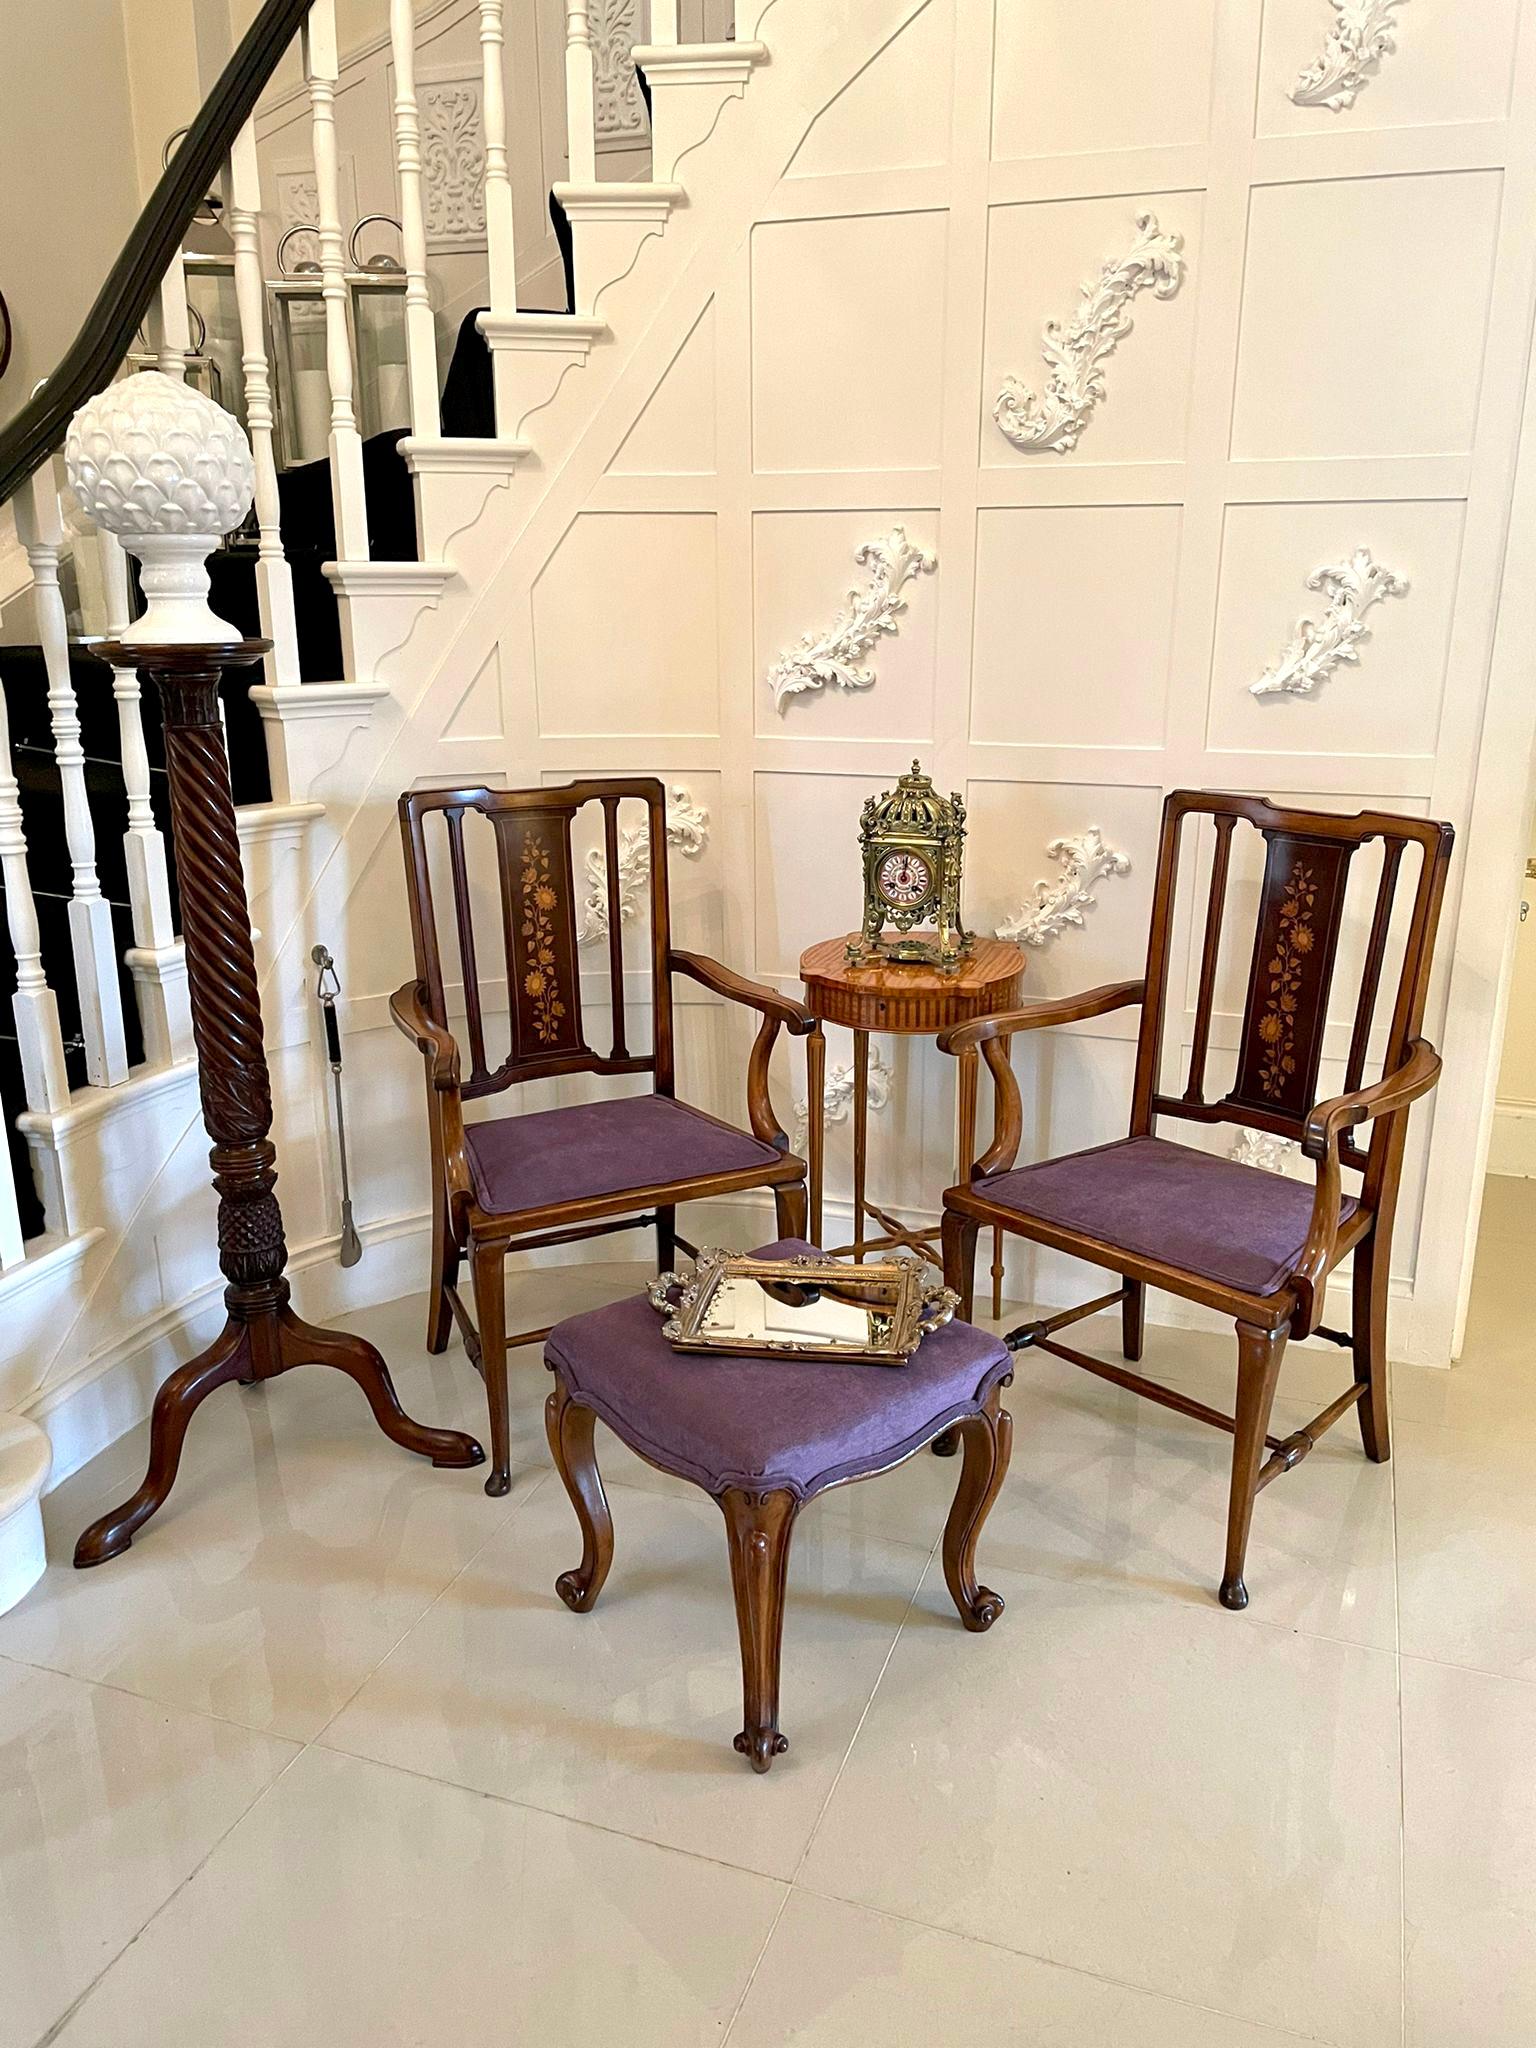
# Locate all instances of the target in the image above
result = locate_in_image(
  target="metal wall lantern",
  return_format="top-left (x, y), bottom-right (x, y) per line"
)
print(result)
top-left (266, 214), bottom-right (409, 469)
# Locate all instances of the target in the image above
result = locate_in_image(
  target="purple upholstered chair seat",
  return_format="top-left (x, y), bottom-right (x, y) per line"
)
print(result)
top-left (973, 1135), bottom-right (1353, 1299)
top-left (465, 1094), bottom-right (783, 1215)
top-left (545, 1239), bottom-right (1012, 1499)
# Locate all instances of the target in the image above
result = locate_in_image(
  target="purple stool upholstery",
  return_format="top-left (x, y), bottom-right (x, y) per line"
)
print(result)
top-left (546, 1238), bottom-right (1012, 1498)
top-left (542, 1240), bottom-right (1015, 1773)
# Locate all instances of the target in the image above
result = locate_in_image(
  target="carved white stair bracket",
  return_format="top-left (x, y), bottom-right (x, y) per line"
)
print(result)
top-left (1291, 1), bottom-right (1407, 112)
top-left (997, 829), bottom-right (1131, 947)
top-left (1250, 549), bottom-right (1407, 699)
top-left (768, 529), bottom-right (936, 712)
top-left (577, 785), bottom-right (709, 944)
top-left (993, 213), bottom-right (1185, 455)
top-left (793, 1046), bottom-right (894, 1151)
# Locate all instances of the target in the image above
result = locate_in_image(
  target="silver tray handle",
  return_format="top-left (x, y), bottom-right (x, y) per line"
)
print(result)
top-left (918, 1281), bottom-right (961, 1333)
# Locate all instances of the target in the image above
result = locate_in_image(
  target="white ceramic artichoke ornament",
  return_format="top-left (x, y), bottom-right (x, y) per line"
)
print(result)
top-left (65, 370), bottom-right (255, 645)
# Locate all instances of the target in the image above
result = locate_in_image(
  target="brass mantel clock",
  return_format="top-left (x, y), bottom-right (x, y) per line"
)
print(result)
top-left (848, 760), bottom-right (973, 972)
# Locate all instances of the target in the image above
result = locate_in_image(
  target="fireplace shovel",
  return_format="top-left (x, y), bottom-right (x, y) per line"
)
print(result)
top-left (312, 944), bottom-right (364, 1267)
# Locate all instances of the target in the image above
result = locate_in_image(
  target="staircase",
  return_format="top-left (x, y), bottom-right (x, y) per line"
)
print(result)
top-left (0, 0), bottom-right (774, 1541)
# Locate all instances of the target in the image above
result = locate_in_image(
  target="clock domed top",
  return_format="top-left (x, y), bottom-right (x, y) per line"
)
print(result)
top-left (863, 761), bottom-right (965, 838)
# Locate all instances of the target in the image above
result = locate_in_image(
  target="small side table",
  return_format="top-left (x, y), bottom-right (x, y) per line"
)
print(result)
top-left (800, 935), bottom-right (1026, 1309)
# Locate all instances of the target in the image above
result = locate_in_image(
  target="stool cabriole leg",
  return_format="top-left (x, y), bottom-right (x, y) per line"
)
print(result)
top-left (546, 1380), bottom-right (613, 1612)
top-left (719, 1485), bottom-right (798, 1772)
top-left (941, 1384), bottom-right (1013, 1632)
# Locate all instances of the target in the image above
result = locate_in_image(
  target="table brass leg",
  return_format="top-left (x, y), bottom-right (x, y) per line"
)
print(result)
top-left (807, 1024), bottom-right (826, 1249)
top-left (852, 1030), bottom-right (869, 1262)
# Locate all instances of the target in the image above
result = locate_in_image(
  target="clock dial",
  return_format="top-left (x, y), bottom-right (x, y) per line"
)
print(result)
top-left (876, 848), bottom-right (933, 907)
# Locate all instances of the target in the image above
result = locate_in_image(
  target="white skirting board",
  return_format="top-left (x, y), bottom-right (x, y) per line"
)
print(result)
top-left (1486, 1103), bottom-right (1536, 1178)
top-left (0, 1413), bottom-right (51, 1615)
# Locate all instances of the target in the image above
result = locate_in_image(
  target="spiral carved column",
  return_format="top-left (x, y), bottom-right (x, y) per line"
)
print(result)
top-left (74, 643), bottom-right (483, 1568)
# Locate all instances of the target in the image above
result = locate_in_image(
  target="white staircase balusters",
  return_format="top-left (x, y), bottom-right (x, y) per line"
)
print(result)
top-left (302, 0), bottom-right (371, 570)
top-left (229, 122), bottom-right (302, 690)
top-left (15, 474), bottom-right (129, 1090)
top-left (565, 1), bottom-right (599, 185)
top-left (478, 0), bottom-right (520, 318)
top-left (650, 1), bottom-right (679, 44)
top-left (0, 604), bottom-right (71, 1134)
top-left (0, 617), bottom-right (69, 1142)
top-left (154, 256), bottom-right (194, 382)
top-left (97, 531), bottom-right (192, 1068)
top-left (390, 0), bottom-right (443, 436)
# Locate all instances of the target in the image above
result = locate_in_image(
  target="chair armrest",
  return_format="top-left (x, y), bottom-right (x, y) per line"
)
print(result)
top-left (669, 950), bottom-right (812, 1152)
top-left (1289, 1039), bottom-right (1441, 1330)
top-left (939, 982), bottom-right (1143, 1181)
top-left (389, 980), bottom-right (461, 1091)
top-left (937, 980), bottom-right (1145, 1056)
top-left (669, 950), bottom-right (816, 1036)
top-left (1301, 1039), bottom-right (1442, 1163)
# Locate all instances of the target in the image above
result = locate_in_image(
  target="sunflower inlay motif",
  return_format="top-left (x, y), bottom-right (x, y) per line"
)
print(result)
top-left (519, 832), bottom-right (567, 1046)
top-left (1256, 858), bottom-right (1318, 1099)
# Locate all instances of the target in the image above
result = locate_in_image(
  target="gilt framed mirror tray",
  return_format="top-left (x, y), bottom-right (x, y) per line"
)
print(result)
top-left (648, 1249), bottom-right (959, 1366)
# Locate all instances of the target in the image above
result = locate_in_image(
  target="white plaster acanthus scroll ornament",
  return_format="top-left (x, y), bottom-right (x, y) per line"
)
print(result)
top-left (64, 371), bottom-right (255, 643)
top-left (793, 1045), bottom-right (895, 1151)
top-left (997, 829), bottom-right (1131, 947)
top-left (768, 529), bottom-right (937, 712)
top-left (1230, 1129), bottom-right (1300, 1174)
top-left (993, 213), bottom-right (1185, 455)
top-left (577, 786), bottom-right (709, 944)
top-left (421, 81), bottom-right (487, 243)
top-left (1250, 549), bottom-right (1407, 700)
top-left (1291, 0), bottom-right (1407, 112)
top-left (593, 0), bottom-right (647, 141)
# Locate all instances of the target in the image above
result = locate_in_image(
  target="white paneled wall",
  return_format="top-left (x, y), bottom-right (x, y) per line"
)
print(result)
top-left (375, 0), bottom-right (1535, 1358)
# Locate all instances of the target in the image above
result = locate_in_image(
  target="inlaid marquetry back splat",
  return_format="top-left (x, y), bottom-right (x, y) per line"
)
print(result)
top-left (1133, 791), bottom-right (1453, 1178)
top-left (398, 777), bottom-right (674, 1101)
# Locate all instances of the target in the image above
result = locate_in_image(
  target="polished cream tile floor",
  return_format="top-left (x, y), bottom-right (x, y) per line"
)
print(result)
top-left (3, 1188), bottom-right (1534, 2046)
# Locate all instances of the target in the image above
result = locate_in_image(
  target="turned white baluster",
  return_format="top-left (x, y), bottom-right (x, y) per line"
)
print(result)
top-left (15, 472), bottom-right (129, 1088)
top-left (565, 0), bottom-right (598, 185)
top-left (155, 255), bottom-right (194, 382)
top-left (0, 600), bottom-right (69, 1132)
top-left (301, 0), bottom-right (371, 564)
top-left (649, 0), bottom-right (679, 43)
top-left (478, 0), bottom-right (520, 313)
top-left (97, 530), bottom-right (192, 1067)
top-left (391, 0), bottom-right (443, 431)
top-left (229, 121), bottom-right (302, 688)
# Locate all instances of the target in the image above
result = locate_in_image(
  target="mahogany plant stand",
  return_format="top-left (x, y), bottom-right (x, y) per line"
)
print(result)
top-left (74, 641), bottom-right (483, 1569)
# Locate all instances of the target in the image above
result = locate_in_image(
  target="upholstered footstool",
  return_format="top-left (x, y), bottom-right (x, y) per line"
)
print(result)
top-left (542, 1239), bottom-right (1014, 1773)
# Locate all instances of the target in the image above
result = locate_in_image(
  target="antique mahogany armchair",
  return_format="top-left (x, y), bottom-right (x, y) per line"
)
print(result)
top-left (940, 791), bottom-right (1453, 1610)
top-left (392, 777), bottom-right (813, 1496)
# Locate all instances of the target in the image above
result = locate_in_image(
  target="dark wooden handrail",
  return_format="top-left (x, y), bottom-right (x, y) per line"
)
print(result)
top-left (0, 0), bottom-right (317, 509)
